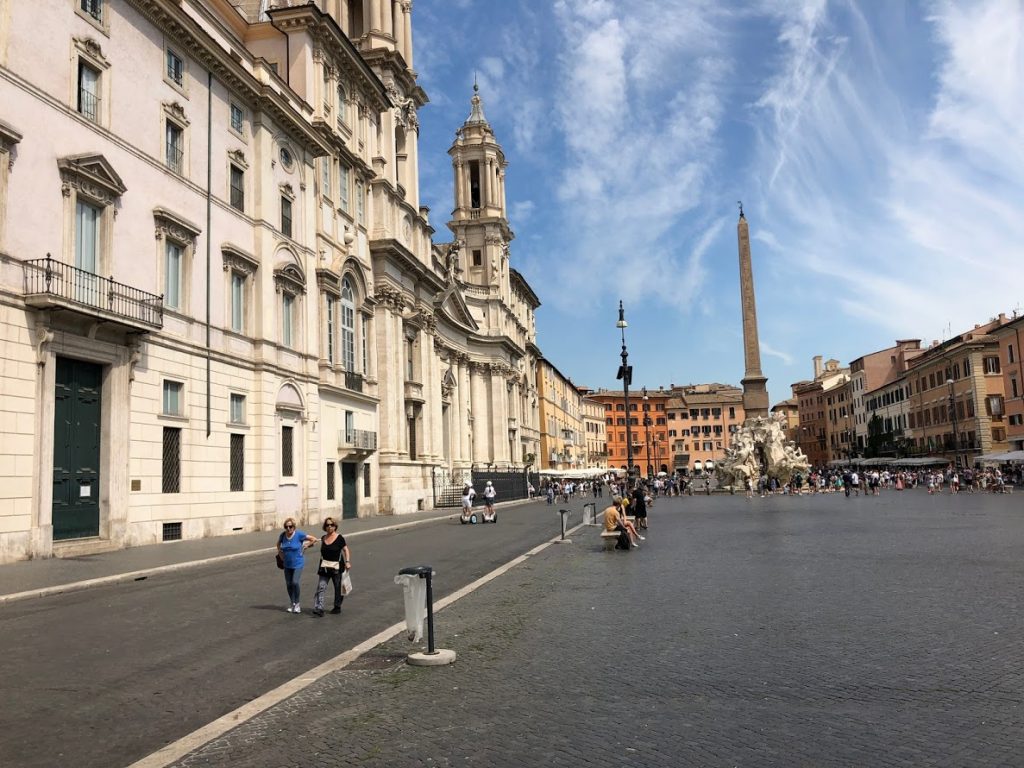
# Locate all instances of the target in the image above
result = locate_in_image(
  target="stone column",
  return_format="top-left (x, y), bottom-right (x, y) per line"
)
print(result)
top-left (470, 363), bottom-right (489, 464)
top-left (403, 1), bottom-right (414, 68)
top-left (362, 0), bottom-right (373, 32)
top-left (393, 0), bottom-right (405, 53)
top-left (452, 160), bottom-right (462, 210)
top-left (489, 369), bottom-right (509, 464)
top-left (381, 0), bottom-right (393, 37)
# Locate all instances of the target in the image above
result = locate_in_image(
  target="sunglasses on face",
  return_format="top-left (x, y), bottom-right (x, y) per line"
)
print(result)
top-left (284, 524), bottom-right (295, 529)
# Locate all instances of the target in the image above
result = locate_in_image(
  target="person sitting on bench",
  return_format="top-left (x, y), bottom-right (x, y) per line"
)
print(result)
top-left (603, 496), bottom-right (642, 549)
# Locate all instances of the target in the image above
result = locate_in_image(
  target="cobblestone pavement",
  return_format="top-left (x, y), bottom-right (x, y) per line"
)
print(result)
top-left (168, 490), bottom-right (1024, 767)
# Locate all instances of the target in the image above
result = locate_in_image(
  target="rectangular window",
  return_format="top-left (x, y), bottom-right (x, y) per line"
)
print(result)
top-left (81, 0), bottom-right (103, 21)
top-left (321, 158), bottom-right (331, 199)
top-left (75, 200), bottom-right (100, 273)
top-left (163, 427), bottom-right (181, 493)
top-left (165, 241), bottom-right (182, 310)
top-left (282, 294), bottom-right (294, 347)
top-left (326, 461), bottom-right (336, 500)
top-left (166, 49), bottom-right (184, 85)
top-left (1009, 344), bottom-right (1016, 364)
top-left (472, 249), bottom-right (482, 266)
top-left (77, 60), bottom-right (100, 122)
top-left (281, 197), bottom-right (292, 238)
top-left (1012, 378), bottom-right (1019, 398)
top-left (229, 393), bottom-right (245, 424)
top-left (281, 425), bottom-right (294, 477)
top-left (356, 178), bottom-right (365, 223)
top-left (405, 336), bottom-right (415, 380)
top-left (363, 463), bottom-right (371, 497)
top-left (229, 165), bottom-right (244, 211)
top-left (344, 411), bottom-right (354, 443)
top-left (230, 271), bottom-right (245, 332)
top-left (984, 357), bottom-right (1001, 374)
top-left (339, 164), bottom-right (350, 212)
top-left (230, 434), bottom-right (244, 492)
top-left (162, 380), bottom-right (183, 416)
top-left (987, 395), bottom-right (1005, 417)
top-left (342, 301), bottom-right (355, 372)
top-left (326, 295), bottom-right (336, 365)
top-left (230, 103), bottom-right (244, 133)
top-left (166, 122), bottom-right (184, 174)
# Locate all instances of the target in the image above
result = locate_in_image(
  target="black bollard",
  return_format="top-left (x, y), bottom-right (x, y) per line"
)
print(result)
top-left (398, 565), bottom-right (436, 654)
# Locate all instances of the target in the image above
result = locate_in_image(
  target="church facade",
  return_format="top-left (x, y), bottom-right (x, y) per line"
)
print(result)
top-left (0, 0), bottom-right (539, 563)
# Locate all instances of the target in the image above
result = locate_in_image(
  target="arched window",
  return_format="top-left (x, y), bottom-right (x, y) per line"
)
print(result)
top-left (337, 83), bottom-right (347, 128)
top-left (341, 278), bottom-right (356, 372)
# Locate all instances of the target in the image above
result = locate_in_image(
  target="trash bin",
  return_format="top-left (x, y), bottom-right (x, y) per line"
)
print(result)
top-left (394, 566), bottom-right (430, 642)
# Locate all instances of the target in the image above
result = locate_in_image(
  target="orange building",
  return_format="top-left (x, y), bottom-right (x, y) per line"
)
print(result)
top-left (664, 384), bottom-right (744, 475)
top-left (588, 387), bottom-right (670, 477)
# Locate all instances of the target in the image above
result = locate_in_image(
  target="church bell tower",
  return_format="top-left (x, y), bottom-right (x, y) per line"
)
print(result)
top-left (447, 84), bottom-right (512, 294)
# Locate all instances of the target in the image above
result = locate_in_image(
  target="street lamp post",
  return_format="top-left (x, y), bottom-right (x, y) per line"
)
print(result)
top-left (616, 301), bottom-right (634, 486)
top-left (642, 386), bottom-right (653, 480)
top-left (947, 379), bottom-right (961, 470)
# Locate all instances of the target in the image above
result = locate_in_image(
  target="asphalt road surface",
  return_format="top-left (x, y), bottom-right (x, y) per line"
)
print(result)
top-left (0, 499), bottom-right (587, 768)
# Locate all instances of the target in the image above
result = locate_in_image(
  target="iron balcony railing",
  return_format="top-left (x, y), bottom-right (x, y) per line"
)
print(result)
top-left (339, 428), bottom-right (377, 452)
top-left (344, 370), bottom-right (364, 393)
top-left (78, 88), bottom-right (99, 122)
top-left (166, 140), bottom-right (184, 173)
top-left (24, 256), bottom-right (163, 328)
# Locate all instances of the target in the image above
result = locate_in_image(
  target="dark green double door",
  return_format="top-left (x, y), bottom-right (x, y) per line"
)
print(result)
top-left (53, 357), bottom-right (102, 540)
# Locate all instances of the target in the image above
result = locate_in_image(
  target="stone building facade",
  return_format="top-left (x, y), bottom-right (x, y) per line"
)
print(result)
top-left (0, 0), bottom-right (540, 563)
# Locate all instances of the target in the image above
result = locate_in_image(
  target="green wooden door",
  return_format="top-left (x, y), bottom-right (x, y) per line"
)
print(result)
top-left (341, 462), bottom-right (358, 519)
top-left (53, 357), bottom-right (102, 540)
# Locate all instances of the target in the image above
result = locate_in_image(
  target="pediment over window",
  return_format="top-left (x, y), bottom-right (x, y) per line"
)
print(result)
top-left (58, 153), bottom-right (126, 204)
top-left (0, 119), bottom-right (22, 152)
top-left (433, 284), bottom-right (478, 331)
top-left (153, 207), bottom-right (201, 244)
top-left (222, 243), bottom-right (259, 275)
top-left (274, 263), bottom-right (306, 295)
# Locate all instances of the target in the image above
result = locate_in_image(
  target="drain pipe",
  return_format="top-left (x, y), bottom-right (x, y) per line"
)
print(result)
top-left (205, 69), bottom-right (213, 437)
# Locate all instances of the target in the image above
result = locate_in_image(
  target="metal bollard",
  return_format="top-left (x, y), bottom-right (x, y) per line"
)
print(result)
top-left (398, 565), bottom-right (436, 654)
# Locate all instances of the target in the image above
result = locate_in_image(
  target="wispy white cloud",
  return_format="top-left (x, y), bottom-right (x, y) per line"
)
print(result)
top-left (760, 340), bottom-right (794, 366)
top-left (510, 200), bottom-right (535, 223)
top-left (526, 0), bottom-right (732, 314)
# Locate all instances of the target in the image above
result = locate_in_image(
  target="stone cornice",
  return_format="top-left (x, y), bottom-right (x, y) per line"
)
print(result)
top-left (265, 4), bottom-right (391, 113)
top-left (123, 0), bottom-right (331, 157)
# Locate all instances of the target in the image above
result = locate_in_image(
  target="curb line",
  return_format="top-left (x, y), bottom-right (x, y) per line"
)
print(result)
top-left (124, 520), bottom-right (588, 768)
top-left (0, 511), bottom-right (464, 606)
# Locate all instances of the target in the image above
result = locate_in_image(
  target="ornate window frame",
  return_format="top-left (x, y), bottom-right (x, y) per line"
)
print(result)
top-left (57, 153), bottom-right (126, 275)
top-left (274, 262), bottom-right (306, 350)
top-left (72, 36), bottom-right (111, 126)
top-left (222, 243), bottom-right (258, 334)
top-left (75, 0), bottom-right (110, 35)
top-left (0, 119), bottom-right (21, 249)
top-left (153, 207), bottom-right (200, 315)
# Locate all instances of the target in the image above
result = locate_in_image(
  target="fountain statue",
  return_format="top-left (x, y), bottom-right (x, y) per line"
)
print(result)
top-left (716, 415), bottom-right (810, 488)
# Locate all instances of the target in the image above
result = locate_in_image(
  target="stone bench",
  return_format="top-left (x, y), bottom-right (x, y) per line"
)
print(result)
top-left (601, 530), bottom-right (632, 551)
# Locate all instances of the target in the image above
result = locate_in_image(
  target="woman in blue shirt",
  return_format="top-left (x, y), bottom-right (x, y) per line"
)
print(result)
top-left (277, 517), bottom-right (317, 613)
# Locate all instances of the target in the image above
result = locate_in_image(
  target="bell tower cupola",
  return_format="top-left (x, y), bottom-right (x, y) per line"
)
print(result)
top-left (447, 84), bottom-right (512, 291)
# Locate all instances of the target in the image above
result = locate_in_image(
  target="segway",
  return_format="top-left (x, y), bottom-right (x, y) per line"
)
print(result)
top-left (460, 506), bottom-right (478, 524)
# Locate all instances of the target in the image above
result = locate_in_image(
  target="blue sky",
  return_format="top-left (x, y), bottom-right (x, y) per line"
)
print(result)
top-left (412, 0), bottom-right (1024, 406)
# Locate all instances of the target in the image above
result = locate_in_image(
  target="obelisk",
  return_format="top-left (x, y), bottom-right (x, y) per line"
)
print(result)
top-left (737, 203), bottom-right (769, 421)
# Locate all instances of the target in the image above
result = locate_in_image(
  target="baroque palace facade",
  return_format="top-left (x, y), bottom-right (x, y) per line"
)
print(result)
top-left (0, 0), bottom-right (540, 563)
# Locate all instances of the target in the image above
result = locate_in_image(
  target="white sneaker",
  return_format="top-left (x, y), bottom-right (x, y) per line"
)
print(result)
top-left (632, 542), bottom-right (639, 548)
top-left (293, 604), bottom-right (300, 614)
top-left (639, 536), bottom-right (646, 541)
top-left (286, 605), bottom-right (295, 613)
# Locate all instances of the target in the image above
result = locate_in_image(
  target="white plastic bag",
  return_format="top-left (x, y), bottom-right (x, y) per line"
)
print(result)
top-left (394, 573), bottom-right (428, 642)
top-left (341, 570), bottom-right (353, 595)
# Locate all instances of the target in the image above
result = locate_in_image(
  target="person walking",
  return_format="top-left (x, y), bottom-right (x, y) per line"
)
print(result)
top-left (631, 484), bottom-right (649, 530)
top-left (277, 518), bottom-right (317, 614)
top-left (311, 517), bottom-right (350, 617)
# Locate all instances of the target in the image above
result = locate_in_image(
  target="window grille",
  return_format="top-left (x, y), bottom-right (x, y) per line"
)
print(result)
top-left (167, 50), bottom-right (184, 85)
top-left (230, 103), bottom-right (244, 133)
top-left (166, 123), bottom-right (184, 173)
top-left (77, 61), bottom-right (100, 121)
top-left (162, 522), bottom-right (182, 541)
top-left (163, 427), bottom-right (181, 493)
top-left (281, 426), bottom-right (293, 477)
top-left (230, 434), bottom-right (244, 491)
top-left (326, 462), bottom-right (336, 500)
top-left (281, 197), bottom-right (292, 238)
top-left (230, 165), bottom-right (244, 211)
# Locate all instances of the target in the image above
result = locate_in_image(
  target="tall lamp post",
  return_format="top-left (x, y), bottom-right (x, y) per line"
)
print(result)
top-left (642, 386), bottom-right (653, 480)
top-left (616, 301), bottom-right (634, 485)
top-left (947, 379), bottom-right (961, 470)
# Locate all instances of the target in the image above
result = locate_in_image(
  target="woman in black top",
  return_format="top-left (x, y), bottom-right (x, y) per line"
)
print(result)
top-left (312, 517), bottom-right (351, 617)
